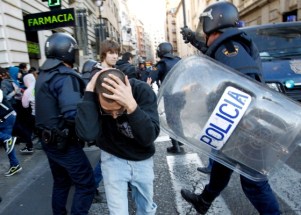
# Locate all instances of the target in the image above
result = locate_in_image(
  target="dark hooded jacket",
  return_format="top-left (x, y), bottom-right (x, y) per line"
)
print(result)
top-left (115, 59), bottom-right (139, 79)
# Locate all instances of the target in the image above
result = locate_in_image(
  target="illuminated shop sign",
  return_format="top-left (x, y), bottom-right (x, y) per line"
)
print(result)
top-left (23, 8), bottom-right (75, 31)
top-left (27, 41), bottom-right (41, 59)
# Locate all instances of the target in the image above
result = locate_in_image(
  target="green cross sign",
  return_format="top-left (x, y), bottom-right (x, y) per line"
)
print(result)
top-left (48, 0), bottom-right (61, 7)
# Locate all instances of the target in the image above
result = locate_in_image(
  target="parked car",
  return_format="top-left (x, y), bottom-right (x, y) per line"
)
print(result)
top-left (241, 21), bottom-right (301, 102)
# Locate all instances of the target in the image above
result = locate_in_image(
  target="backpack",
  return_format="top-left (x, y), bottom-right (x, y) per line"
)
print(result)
top-left (0, 89), bottom-right (14, 122)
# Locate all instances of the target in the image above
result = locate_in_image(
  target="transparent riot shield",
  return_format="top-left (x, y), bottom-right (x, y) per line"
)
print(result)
top-left (158, 55), bottom-right (301, 181)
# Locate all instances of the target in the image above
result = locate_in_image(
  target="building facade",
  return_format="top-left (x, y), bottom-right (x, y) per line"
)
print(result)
top-left (0, 0), bottom-right (128, 71)
top-left (167, 0), bottom-right (301, 58)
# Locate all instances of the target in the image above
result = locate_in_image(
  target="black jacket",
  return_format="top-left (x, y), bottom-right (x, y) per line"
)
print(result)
top-left (75, 79), bottom-right (160, 161)
top-left (116, 60), bottom-right (139, 79)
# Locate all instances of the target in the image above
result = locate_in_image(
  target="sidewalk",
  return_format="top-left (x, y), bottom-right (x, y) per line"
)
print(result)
top-left (0, 137), bottom-right (138, 214)
top-left (0, 138), bottom-right (109, 214)
top-left (0, 137), bottom-right (44, 176)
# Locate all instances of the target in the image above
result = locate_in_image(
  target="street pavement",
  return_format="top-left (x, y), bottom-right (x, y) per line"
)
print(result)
top-left (0, 132), bottom-right (301, 215)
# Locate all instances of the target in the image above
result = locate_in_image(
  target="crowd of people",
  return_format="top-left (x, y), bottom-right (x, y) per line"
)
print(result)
top-left (0, 2), bottom-right (281, 215)
top-left (0, 63), bottom-right (42, 174)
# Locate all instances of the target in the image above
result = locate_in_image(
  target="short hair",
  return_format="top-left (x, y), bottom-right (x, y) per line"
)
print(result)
top-left (121, 52), bottom-right (133, 61)
top-left (19, 63), bottom-right (27, 70)
top-left (99, 40), bottom-right (120, 62)
top-left (0, 67), bottom-right (7, 74)
top-left (0, 67), bottom-right (8, 78)
top-left (94, 68), bottom-right (126, 103)
top-left (28, 67), bottom-right (36, 73)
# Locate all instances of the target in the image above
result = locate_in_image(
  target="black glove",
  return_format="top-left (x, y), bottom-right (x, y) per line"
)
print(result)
top-left (180, 26), bottom-right (208, 53)
top-left (180, 26), bottom-right (195, 44)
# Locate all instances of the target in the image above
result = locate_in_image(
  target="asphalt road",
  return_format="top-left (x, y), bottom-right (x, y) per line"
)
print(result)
top-left (0, 132), bottom-right (300, 215)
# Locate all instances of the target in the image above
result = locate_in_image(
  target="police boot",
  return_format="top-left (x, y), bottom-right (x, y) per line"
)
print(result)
top-left (181, 189), bottom-right (212, 214)
top-left (167, 139), bottom-right (184, 154)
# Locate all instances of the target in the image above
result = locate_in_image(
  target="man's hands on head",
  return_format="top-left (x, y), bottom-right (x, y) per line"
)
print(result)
top-left (102, 74), bottom-right (137, 114)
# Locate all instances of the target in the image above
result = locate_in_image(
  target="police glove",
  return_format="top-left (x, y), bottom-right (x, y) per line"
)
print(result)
top-left (180, 26), bottom-right (208, 53)
top-left (180, 26), bottom-right (194, 44)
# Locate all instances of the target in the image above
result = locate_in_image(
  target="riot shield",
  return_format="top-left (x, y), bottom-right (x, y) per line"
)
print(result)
top-left (158, 55), bottom-right (301, 181)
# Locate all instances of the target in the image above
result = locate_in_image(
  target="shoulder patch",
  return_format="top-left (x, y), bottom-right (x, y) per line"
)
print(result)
top-left (222, 45), bottom-right (239, 57)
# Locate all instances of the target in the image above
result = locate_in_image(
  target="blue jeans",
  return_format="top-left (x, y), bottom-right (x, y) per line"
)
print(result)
top-left (202, 161), bottom-right (280, 214)
top-left (101, 150), bottom-right (157, 215)
top-left (0, 114), bottom-right (19, 167)
top-left (7, 148), bottom-right (19, 167)
top-left (43, 142), bottom-right (95, 215)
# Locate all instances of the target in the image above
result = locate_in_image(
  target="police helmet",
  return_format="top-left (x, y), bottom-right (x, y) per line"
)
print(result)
top-left (82, 59), bottom-right (97, 74)
top-left (157, 42), bottom-right (173, 58)
top-left (197, 2), bottom-right (239, 36)
top-left (40, 32), bottom-right (78, 70)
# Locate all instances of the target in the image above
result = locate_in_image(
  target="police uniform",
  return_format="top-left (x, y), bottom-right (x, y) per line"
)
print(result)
top-left (151, 54), bottom-right (181, 87)
top-left (152, 45), bottom-right (184, 154)
top-left (205, 28), bottom-right (263, 83)
top-left (198, 28), bottom-right (280, 214)
top-left (35, 33), bottom-right (95, 215)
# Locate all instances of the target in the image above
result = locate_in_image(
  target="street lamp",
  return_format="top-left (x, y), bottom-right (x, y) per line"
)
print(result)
top-left (95, 0), bottom-right (106, 59)
top-left (95, 0), bottom-right (105, 9)
top-left (95, 0), bottom-right (105, 21)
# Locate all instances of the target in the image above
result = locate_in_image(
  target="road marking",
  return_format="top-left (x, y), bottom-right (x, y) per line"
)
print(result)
top-left (166, 153), bottom-right (231, 214)
top-left (270, 163), bottom-right (301, 214)
top-left (155, 135), bottom-right (170, 142)
top-left (160, 134), bottom-right (301, 214)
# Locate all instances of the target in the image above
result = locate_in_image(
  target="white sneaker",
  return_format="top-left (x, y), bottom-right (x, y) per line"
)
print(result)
top-left (20, 147), bottom-right (34, 154)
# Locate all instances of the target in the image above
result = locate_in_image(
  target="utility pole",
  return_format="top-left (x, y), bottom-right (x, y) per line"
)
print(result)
top-left (182, 0), bottom-right (187, 27)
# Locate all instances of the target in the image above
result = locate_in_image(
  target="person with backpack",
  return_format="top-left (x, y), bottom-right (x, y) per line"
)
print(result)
top-left (0, 88), bottom-right (22, 176)
top-left (180, 2), bottom-right (279, 214)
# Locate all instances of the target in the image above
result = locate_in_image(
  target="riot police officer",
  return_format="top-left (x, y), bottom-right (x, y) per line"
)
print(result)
top-left (151, 42), bottom-right (181, 87)
top-left (180, 2), bottom-right (280, 214)
top-left (81, 59), bottom-right (97, 85)
top-left (35, 32), bottom-right (95, 215)
top-left (151, 42), bottom-right (184, 154)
